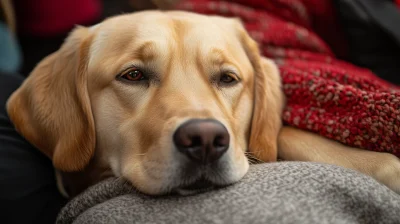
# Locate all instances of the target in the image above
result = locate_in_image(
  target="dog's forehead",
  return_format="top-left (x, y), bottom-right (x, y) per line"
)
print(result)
top-left (92, 11), bottom-right (238, 45)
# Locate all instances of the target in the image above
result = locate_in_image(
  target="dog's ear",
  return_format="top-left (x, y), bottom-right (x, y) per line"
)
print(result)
top-left (237, 22), bottom-right (285, 162)
top-left (6, 26), bottom-right (95, 172)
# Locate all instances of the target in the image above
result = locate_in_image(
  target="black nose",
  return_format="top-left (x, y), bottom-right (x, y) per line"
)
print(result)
top-left (173, 119), bottom-right (230, 164)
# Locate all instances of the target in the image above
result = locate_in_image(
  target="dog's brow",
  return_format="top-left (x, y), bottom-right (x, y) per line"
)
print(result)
top-left (209, 48), bottom-right (230, 66)
top-left (209, 48), bottom-right (241, 74)
top-left (135, 41), bottom-right (157, 61)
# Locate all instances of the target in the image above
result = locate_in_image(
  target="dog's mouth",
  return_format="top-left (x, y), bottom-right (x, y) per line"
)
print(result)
top-left (175, 177), bottom-right (215, 195)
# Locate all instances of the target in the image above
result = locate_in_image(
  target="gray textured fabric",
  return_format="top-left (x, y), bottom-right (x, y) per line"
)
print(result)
top-left (57, 162), bottom-right (400, 224)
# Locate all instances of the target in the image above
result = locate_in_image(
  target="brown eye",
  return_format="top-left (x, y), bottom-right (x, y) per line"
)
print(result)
top-left (120, 68), bottom-right (145, 81)
top-left (220, 73), bottom-right (237, 84)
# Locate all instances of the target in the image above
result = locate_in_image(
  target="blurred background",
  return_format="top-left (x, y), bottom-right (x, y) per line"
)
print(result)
top-left (0, 0), bottom-right (400, 83)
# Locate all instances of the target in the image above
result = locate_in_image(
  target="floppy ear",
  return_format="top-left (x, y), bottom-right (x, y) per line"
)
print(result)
top-left (6, 26), bottom-right (95, 172)
top-left (239, 24), bottom-right (285, 162)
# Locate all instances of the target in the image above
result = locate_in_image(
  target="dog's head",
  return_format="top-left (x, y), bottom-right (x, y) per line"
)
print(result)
top-left (7, 11), bottom-right (284, 195)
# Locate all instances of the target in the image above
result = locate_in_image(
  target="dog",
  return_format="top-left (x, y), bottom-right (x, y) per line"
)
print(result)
top-left (6, 10), bottom-right (400, 197)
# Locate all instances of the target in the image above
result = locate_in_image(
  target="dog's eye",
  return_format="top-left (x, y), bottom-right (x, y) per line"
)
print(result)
top-left (220, 73), bottom-right (238, 84)
top-left (120, 68), bottom-right (146, 81)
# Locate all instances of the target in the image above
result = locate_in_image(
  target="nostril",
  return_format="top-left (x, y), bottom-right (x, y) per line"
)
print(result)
top-left (213, 135), bottom-right (229, 147)
top-left (190, 135), bottom-right (203, 147)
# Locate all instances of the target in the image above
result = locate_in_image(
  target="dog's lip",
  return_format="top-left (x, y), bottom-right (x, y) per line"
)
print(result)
top-left (180, 177), bottom-right (214, 191)
top-left (173, 177), bottom-right (217, 195)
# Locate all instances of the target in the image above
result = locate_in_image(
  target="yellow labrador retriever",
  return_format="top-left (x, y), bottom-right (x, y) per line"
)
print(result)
top-left (7, 11), bottom-right (400, 196)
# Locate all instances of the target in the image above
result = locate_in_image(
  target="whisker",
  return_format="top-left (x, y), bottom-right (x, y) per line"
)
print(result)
top-left (132, 153), bottom-right (147, 156)
top-left (244, 150), bottom-right (269, 154)
top-left (244, 153), bottom-right (264, 164)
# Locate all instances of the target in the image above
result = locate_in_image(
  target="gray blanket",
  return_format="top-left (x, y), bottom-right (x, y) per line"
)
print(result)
top-left (56, 162), bottom-right (400, 224)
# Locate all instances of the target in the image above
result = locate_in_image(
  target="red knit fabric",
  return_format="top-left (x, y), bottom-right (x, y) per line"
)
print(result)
top-left (396, 0), bottom-right (400, 8)
top-left (176, 0), bottom-right (400, 156)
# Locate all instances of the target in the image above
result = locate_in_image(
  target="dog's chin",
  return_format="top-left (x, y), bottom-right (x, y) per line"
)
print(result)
top-left (122, 155), bottom-right (249, 195)
top-left (174, 177), bottom-right (217, 196)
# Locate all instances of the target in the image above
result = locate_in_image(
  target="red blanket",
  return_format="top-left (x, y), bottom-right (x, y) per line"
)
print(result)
top-left (176, 0), bottom-right (400, 157)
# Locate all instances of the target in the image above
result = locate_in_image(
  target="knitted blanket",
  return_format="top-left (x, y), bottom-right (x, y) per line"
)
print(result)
top-left (56, 162), bottom-right (400, 224)
top-left (175, 0), bottom-right (400, 157)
